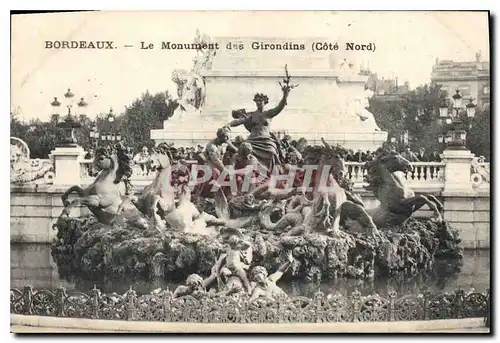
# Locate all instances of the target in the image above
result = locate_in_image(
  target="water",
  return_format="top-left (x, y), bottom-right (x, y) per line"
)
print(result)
top-left (11, 243), bottom-right (490, 297)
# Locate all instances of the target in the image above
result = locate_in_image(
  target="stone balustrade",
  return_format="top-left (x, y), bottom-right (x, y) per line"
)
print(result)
top-left (344, 161), bottom-right (447, 190)
top-left (11, 146), bottom-right (491, 248)
top-left (79, 160), bottom-right (455, 191)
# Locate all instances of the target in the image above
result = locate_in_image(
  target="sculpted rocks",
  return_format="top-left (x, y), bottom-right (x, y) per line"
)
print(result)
top-left (52, 214), bottom-right (463, 285)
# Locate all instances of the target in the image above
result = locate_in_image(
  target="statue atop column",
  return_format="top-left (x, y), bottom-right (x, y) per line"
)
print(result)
top-left (170, 29), bottom-right (217, 115)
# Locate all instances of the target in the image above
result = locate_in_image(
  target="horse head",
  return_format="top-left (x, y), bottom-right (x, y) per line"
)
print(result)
top-left (364, 150), bottom-right (413, 193)
top-left (150, 143), bottom-right (173, 171)
top-left (375, 151), bottom-right (413, 174)
top-left (303, 144), bottom-right (346, 180)
top-left (94, 146), bottom-right (117, 172)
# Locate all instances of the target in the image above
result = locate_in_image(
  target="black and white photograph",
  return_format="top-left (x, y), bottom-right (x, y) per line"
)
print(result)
top-left (9, 10), bottom-right (491, 333)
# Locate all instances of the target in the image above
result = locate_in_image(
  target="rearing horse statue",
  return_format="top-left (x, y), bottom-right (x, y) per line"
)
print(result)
top-left (60, 143), bottom-right (139, 225)
top-left (364, 150), bottom-right (444, 229)
top-left (259, 143), bottom-right (382, 240)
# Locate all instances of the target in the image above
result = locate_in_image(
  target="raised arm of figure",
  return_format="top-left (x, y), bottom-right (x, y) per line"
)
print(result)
top-left (225, 117), bottom-right (248, 128)
top-left (264, 90), bottom-right (289, 119)
top-left (268, 251), bottom-right (294, 283)
top-left (172, 285), bottom-right (191, 299)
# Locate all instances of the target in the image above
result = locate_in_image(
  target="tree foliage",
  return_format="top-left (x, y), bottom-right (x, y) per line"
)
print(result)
top-left (119, 91), bottom-right (178, 153)
top-left (10, 91), bottom-right (179, 158)
top-left (11, 112), bottom-right (66, 159)
top-left (467, 106), bottom-right (491, 161)
top-left (368, 83), bottom-right (448, 152)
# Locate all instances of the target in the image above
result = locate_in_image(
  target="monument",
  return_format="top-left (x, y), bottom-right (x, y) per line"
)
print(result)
top-left (150, 36), bottom-right (387, 150)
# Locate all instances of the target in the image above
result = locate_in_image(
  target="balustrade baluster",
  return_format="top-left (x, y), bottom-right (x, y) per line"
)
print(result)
top-left (437, 166), bottom-right (444, 180)
top-left (355, 165), bottom-right (359, 182)
top-left (429, 165), bottom-right (435, 180)
top-left (416, 164), bottom-right (422, 181)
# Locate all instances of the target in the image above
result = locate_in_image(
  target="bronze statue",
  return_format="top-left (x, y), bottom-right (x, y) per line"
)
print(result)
top-left (363, 150), bottom-right (444, 228)
top-left (275, 144), bottom-right (382, 240)
top-left (172, 273), bottom-right (208, 299)
top-left (248, 251), bottom-right (294, 302)
top-left (132, 143), bottom-right (176, 226)
top-left (223, 65), bottom-right (298, 171)
top-left (59, 143), bottom-right (143, 227)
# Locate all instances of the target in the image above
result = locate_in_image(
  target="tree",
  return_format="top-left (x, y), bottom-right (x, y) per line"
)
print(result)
top-left (120, 91), bottom-right (178, 153)
top-left (11, 113), bottom-right (67, 159)
top-left (368, 83), bottom-right (448, 152)
top-left (467, 106), bottom-right (491, 161)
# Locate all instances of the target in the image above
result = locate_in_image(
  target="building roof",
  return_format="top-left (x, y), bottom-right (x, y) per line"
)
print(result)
top-left (431, 59), bottom-right (490, 81)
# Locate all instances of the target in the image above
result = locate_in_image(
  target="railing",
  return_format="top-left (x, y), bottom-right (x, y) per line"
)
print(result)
top-left (10, 286), bottom-right (489, 323)
top-left (345, 162), bottom-right (445, 187)
top-left (80, 160), bottom-right (447, 191)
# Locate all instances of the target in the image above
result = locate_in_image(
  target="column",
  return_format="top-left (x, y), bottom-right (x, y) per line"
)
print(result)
top-left (440, 149), bottom-right (475, 194)
top-left (50, 146), bottom-right (86, 186)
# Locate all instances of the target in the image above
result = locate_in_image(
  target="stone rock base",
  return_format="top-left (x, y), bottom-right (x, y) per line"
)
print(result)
top-left (51, 217), bottom-right (463, 283)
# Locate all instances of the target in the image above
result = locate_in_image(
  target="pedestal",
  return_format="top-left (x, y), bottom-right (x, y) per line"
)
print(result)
top-left (151, 36), bottom-right (387, 150)
top-left (440, 149), bottom-right (475, 195)
top-left (50, 146), bottom-right (86, 186)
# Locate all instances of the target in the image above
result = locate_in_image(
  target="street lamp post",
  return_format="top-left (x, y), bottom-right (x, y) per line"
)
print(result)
top-left (438, 89), bottom-right (476, 150)
top-left (90, 108), bottom-right (122, 147)
top-left (52, 88), bottom-right (87, 147)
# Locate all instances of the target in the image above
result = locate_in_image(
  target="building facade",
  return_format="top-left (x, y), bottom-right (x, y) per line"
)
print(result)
top-left (431, 52), bottom-right (490, 110)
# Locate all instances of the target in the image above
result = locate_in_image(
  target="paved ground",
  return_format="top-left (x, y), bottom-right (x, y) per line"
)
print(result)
top-left (10, 324), bottom-right (491, 334)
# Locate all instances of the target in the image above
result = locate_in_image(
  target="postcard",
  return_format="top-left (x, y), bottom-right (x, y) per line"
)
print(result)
top-left (10, 11), bottom-right (490, 333)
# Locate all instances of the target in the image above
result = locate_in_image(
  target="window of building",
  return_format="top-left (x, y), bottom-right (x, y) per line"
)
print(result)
top-left (458, 85), bottom-right (471, 97)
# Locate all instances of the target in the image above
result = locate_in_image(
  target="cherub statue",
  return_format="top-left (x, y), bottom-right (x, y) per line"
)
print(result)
top-left (248, 250), bottom-right (294, 302)
top-left (172, 273), bottom-right (208, 299)
top-left (204, 229), bottom-right (253, 294)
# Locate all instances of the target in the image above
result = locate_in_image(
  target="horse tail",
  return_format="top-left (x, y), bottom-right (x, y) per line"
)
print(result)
top-left (61, 185), bottom-right (84, 205)
top-left (259, 205), bottom-right (278, 230)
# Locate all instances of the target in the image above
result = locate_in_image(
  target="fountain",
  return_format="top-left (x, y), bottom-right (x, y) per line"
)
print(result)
top-left (50, 138), bottom-right (464, 292)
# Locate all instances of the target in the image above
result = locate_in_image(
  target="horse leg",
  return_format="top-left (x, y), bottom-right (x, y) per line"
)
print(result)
top-left (424, 194), bottom-right (444, 214)
top-left (214, 188), bottom-right (230, 220)
top-left (61, 185), bottom-right (84, 206)
top-left (340, 201), bottom-right (383, 241)
top-left (60, 198), bottom-right (80, 218)
top-left (200, 211), bottom-right (251, 228)
top-left (400, 195), bottom-right (444, 222)
top-left (152, 196), bottom-right (168, 232)
top-left (79, 195), bottom-right (101, 208)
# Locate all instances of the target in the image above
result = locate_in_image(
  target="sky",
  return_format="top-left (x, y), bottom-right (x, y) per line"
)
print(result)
top-left (11, 11), bottom-right (490, 122)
